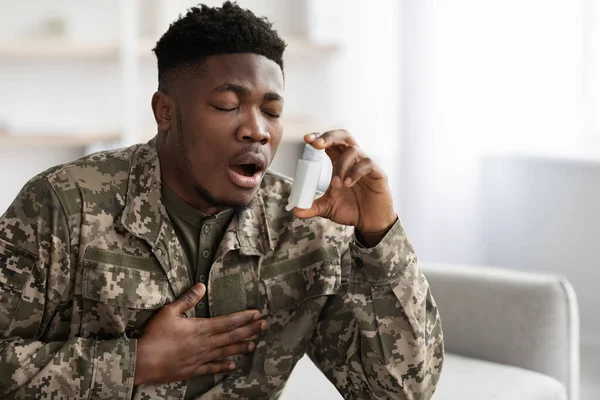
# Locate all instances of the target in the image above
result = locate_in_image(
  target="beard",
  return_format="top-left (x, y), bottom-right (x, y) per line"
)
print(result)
top-left (175, 106), bottom-right (255, 215)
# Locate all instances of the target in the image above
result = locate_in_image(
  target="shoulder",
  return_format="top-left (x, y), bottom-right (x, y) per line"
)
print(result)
top-left (260, 170), bottom-right (294, 199)
top-left (3, 144), bottom-right (144, 223)
top-left (4, 143), bottom-right (134, 218)
top-left (40, 144), bottom-right (145, 214)
top-left (41, 144), bottom-right (139, 192)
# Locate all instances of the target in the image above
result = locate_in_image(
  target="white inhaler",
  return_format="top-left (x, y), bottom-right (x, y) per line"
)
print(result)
top-left (285, 139), bottom-right (324, 211)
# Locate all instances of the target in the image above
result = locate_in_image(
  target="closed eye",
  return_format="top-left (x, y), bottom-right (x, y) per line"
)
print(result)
top-left (213, 106), bottom-right (239, 112)
top-left (262, 110), bottom-right (282, 119)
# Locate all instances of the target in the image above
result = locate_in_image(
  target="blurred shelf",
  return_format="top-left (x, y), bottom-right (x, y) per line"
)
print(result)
top-left (0, 37), bottom-right (339, 61)
top-left (0, 39), bottom-right (119, 60)
top-left (0, 132), bottom-right (121, 147)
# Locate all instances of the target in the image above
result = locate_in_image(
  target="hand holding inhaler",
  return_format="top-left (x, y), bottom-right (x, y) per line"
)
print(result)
top-left (290, 130), bottom-right (398, 245)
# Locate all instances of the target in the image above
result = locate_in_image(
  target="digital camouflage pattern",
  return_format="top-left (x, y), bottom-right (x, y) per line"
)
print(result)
top-left (0, 139), bottom-right (443, 399)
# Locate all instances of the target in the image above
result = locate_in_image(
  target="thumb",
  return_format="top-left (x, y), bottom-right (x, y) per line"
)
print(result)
top-left (171, 283), bottom-right (206, 315)
top-left (293, 197), bottom-right (329, 219)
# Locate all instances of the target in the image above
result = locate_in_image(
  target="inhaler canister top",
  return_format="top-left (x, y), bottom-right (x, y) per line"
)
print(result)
top-left (301, 140), bottom-right (324, 162)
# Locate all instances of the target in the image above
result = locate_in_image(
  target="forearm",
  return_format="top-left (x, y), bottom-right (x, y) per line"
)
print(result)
top-left (349, 265), bottom-right (443, 399)
top-left (311, 220), bottom-right (444, 400)
top-left (0, 336), bottom-right (136, 399)
top-left (351, 220), bottom-right (443, 397)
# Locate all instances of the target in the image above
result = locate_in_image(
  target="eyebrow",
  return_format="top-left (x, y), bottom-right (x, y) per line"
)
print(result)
top-left (264, 92), bottom-right (283, 102)
top-left (213, 83), bottom-right (283, 102)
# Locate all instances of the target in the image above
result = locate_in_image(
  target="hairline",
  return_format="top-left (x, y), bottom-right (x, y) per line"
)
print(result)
top-left (158, 53), bottom-right (285, 91)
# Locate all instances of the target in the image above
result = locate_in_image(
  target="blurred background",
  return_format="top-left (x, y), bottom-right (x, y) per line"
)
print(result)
top-left (0, 0), bottom-right (598, 398)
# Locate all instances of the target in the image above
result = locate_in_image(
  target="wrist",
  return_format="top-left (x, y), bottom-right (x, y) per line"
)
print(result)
top-left (134, 337), bottom-right (155, 385)
top-left (357, 213), bottom-right (398, 235)
top-left (356, 215), bottom-right (398, 248)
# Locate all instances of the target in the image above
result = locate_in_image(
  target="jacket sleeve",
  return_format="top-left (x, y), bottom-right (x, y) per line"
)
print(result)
top-left (307, 219), bottom-right (444, 400)
top-left (0, 175), bottom-right (136, 399)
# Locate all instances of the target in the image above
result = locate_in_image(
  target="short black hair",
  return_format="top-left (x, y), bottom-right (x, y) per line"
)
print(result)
top-left (153, 1), bottom-right (286, 89)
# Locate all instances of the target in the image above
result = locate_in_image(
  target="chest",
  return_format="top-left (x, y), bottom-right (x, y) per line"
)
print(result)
top-left (54, 232), bottom-right (342, 398)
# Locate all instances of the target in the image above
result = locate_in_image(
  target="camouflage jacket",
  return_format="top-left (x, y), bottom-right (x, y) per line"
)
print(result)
top-left (0, 140), bottom-right (443, 399)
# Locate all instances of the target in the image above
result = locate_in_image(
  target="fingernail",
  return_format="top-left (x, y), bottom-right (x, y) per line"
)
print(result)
top-left (344, 177), bottom-right (352, 186)
top-left (248, 342), bottom-right (256, 351)
top-left (261, 321), bottom-right (268, 331)
top-left (229, 362), bottom-right (236, 370)
top-left (315, 138), bottom-right (325, 146)
top-left (253, 312), bottom-right (260, 321)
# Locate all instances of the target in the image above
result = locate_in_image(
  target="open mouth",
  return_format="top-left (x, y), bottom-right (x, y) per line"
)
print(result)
top-left (227, 162), bottom-right (264, 189)
top-left (227, 152), bottom-right (267, 189)
top-left (229, 163), bottom-right (260, 177)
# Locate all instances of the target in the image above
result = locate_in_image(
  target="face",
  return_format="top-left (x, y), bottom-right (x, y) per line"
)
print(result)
top-left (153, 53), bottom-right (285, 214)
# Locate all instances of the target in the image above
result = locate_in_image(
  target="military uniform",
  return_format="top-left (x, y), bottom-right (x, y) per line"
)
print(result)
top-left (0, 139), bottom-right (443, 399)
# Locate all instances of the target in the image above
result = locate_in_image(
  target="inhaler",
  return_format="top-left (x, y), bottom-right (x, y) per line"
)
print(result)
top-left (285, 137), bottom-right (325, 211)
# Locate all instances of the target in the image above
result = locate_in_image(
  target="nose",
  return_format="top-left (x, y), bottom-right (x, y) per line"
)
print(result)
top-left (236, 109), bottom-right (270, 144)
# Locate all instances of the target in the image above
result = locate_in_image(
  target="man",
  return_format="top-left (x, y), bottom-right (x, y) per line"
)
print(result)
top-left (0, 2), bottom-right (443, 399)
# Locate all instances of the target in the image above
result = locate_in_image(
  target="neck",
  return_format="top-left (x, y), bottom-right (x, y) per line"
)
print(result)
top-left (157, 136), bottom-right (229, 215)
top-left (162, 176), bottom-right (230, 215)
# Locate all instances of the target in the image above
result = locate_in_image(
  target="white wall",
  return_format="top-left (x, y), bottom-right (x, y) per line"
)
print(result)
top-left (399, 1), bottom-right (600, 395)
top-left (479, 156), bottom-right (600, 353)
top-left (0, 0), bottom-right (122, 133)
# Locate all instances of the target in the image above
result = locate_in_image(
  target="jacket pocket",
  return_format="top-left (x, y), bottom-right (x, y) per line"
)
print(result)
top-left (80, 248), bottom-right (169, 338)
top-left (82, 261), bottom-right (168, 309)
top-left (0, 239), bottom-right (36, 332)
top-left (260, 247), bottom-right (341, 376)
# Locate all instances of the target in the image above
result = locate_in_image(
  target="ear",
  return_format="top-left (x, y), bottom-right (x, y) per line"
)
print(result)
top-left (151, 91), bottom-right (175, 133)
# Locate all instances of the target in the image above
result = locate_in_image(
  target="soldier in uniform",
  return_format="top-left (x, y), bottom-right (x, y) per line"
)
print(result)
top-left (0, 2), bottom-right (443, 399)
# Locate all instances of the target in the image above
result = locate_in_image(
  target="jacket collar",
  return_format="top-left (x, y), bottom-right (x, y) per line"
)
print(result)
top-left (121, 137), bottom-right (274, 257)
top-left (121, 138), bottom-right (165, 246)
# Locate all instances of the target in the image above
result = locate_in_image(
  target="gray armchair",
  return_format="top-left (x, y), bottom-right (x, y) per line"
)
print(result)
top-left (424, 263), bottom-right (579, 400)
top-left (282, 263), bottom-right (580, 400)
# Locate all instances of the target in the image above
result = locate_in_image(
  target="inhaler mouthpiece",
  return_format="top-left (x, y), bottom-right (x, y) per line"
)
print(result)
top-left (285, 137), bottom-right (324, 211)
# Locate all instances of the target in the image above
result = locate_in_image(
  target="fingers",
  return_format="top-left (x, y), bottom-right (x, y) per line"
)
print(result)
top-left (304, 129), bottom-right (358, 149)
top-left (293, 196), bottom-right (331, 219)
top-left (168, 283), bottom-right (206, 315)
top-left (194, 360), bottom-right (237, 376)
top-left (210, 319), bottom-right (268, 348)
top-left (304, 129), bottom-right (385, 190)
top-left (304, 130), bottom-right (373, 187)
top-left (329, 145), bottom-right (366, 188)
top-left (343, 157), bottom-right (385, 187)
top-left (207, 310), bottom-right (262, 335)
top-left (206, 341), bottom-right (256, 362)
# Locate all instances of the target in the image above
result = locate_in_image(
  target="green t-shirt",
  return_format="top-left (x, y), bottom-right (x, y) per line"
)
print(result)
top-left (161, 184), bottom-right (235, 398)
